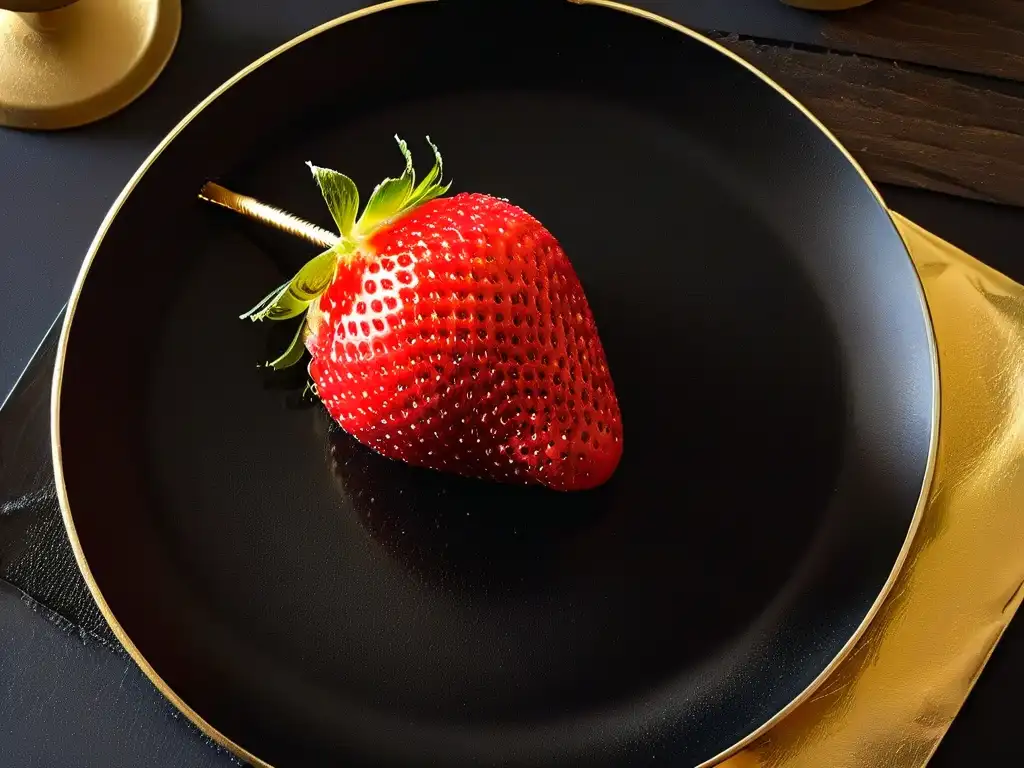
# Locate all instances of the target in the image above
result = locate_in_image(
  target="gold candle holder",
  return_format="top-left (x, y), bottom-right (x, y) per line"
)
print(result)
top-left (0, 0), bottom-right (181, 130)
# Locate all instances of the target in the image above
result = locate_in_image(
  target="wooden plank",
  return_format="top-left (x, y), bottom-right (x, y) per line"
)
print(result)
top-left (631, 1), bottom-right (1024, 84)
top-left (815, 0), bottom-right (1024, 83)
top-left (716, 34), bottom-right (1024, 207)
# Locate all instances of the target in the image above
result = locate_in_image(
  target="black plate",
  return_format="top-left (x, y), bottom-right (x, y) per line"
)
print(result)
top-left (53, 2), bottom-right (937, 766)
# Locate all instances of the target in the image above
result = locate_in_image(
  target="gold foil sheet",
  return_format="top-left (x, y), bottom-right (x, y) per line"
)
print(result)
top-left (720, 212), bottom-right (1024, 767)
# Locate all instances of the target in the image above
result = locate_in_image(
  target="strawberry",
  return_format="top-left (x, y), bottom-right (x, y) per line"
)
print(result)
top-left (243, 137), bottom-right (622, 491)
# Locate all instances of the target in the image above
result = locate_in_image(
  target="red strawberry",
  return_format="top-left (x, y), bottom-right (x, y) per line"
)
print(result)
top-left (243, 137), bottom-right (622, 491)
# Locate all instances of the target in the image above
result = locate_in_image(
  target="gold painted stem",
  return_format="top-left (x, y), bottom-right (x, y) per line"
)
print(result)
top-left (198, 182), bottom-right (340, 250)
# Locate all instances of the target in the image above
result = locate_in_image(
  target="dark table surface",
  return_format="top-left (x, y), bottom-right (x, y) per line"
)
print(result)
top-left (1, 1), bottom-right (1021, 765)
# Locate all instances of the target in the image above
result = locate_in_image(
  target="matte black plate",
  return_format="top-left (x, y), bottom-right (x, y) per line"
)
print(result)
top-left (54, 2), bottom-right (936, 766)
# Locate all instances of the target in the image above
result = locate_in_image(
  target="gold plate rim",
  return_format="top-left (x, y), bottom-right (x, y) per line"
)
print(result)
top-left (50, 2), bottom-right (940, 767)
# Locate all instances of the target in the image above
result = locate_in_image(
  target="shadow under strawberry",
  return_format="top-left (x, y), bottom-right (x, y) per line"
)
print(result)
top-left (326, 421), bottom-right (609, 597)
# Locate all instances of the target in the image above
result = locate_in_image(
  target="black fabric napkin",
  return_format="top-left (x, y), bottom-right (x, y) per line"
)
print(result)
top-left (0, 313), bottom-right (109, 641)
top-left (0, 312), bottom-right (237, 767)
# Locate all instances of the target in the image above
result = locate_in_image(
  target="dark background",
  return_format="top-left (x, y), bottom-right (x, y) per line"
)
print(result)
top-left (0, 1), bottom-right (1020, 765)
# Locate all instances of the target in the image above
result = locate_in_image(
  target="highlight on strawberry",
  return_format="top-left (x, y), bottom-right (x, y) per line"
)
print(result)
top-left (242, 136), bottom-right (623, 491)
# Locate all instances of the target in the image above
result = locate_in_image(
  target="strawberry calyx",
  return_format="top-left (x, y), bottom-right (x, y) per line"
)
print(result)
top-left (240, 136), bottom-right (452, 370)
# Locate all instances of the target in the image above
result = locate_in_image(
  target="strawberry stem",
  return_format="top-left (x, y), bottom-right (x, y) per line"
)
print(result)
top-left (238, 136), bottom-right (452, 370)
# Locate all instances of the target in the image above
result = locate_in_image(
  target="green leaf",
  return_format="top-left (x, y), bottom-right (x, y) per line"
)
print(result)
top-left (244, 248), bottom-right (338, 322)
top-left (288, 248), bottom-right (338, 301)
top-left (248, 283), bottom-right (308, 322)
top-left (419, 137), bottom-right (444, 192)
top-left (407, 178), bottom-right (452, 212)
top-left (400, 136), bottom-right (451, 214)
top-left (395, 135), bottom-right (415, 189)
top-left (356, 135), bottom-right (416, 234)
top-left (411, 137), bottom-right (440, 193)
top-left (240, 280), bottom-right (289, 320)
top-left (265, 321), bottom-right (308, 371)
top-left (405, 136), bottom-right (446, 209)
top-left (308, 163), bottom-right (359, 238)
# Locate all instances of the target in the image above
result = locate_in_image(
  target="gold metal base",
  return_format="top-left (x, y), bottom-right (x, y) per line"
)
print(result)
top-left (0, 0), bottom-right (181, 130)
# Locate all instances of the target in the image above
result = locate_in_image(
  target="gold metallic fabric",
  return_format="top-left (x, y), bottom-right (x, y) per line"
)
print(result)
top-left (720, 212), bottom-right (1024, 767)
